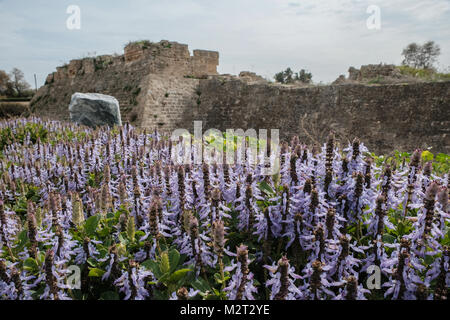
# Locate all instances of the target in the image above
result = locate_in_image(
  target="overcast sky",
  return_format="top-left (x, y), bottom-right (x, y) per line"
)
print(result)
top-left (1, 0), bottom-right (449, 87)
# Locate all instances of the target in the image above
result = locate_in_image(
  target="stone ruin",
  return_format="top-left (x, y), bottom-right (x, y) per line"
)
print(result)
top-left (32, 40), bottom-right (219, 131)
top-left (238, 71), bottom-right (267, 83)
top-left (334, 64), bottom-right (406, 84)
top-left (349, 64), bottom-right (403, 81)
top-left (30, 40), bottom-right (450, 154)
top-left (45, 40), bottom-right (219, 84)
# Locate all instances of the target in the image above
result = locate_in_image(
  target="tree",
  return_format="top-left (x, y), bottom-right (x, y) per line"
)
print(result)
top-left (0, 70), bottom-right (10, 95)
top-left (0, 70), bottom-right (16, 97)
top-left (274, 68), bottom-right (313, 84)
top-left (274, 71), bottom-right (285, 84)
top-left (9, 68), bottom-right (31, 97)
top-left (420, 41), bottom-right (441, 68)
top-left (284, 67), bottom-right (294, 83)
top-left (402, 41), bottom-right (441, 69)
top-left (295, 69), bottom-right (313, 84)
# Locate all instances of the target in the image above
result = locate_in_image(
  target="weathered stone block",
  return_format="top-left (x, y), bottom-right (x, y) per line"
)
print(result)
top-left (45, 73), bottom-right (54, 85)
top-left (124, 43), bottom-right (145, 62)
top-left (82, 59), bottom-right (95, 74)
top-left (69, 92), bottom-right (122, 128)
top-left (68, 60), bottom-right (82, 78)
top-left (54, 67), bottom-right (68, 81)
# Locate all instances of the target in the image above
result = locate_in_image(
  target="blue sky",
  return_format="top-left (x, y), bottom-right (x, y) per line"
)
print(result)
top-left (1, 0), bottom-right (449, 87)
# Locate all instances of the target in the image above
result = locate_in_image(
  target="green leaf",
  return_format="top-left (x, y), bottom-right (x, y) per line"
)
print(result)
top-left (213, 272), bottom-right (228, 284)
top-left (135, 230), bottom-right (146, 239)
top-left (168, 249), bottom-right (181, 273)
top-left (97, 226), bottom-right (111, 238)
top-left (88, 268), bottom-right (105, 277)
top-left (97, 248), bottom-right (108, 260)
top-left (442, 228), bottom-right (450, 246)
top-left (382, 234), bottom-right (396, 244)
top-left (114, 210), bottom-right (122, 220)
top-left (192, 277), bottom-right (211, 293)
top-left (424, 254), bottom-right (434, 266)
top-left (87, 257), bottom-right (98, 268)
top-left (158, 272), bottom-right (171, 283)
top-left (100, 291), bottom-right (120, 300)
top-left (37, 252), bottom-right (46, 265)
top-left (18, 229), bottom-right (28, 243)
top-left (178, 254), bottom-right (187, 267)
top-left (202, 288), bottom-right (222, 300)
top-left (15, 230), bottom-right (28, 252)
top-left (23, 257), bottom-right (39, 272)
top-left (421, 150), bottom-right (434, 162)
top-left (167, 268), bottom-right (192, 283)
top-left (85, 215), bottom-right (100, 236)
top-left (436, 153), bottom-right (449, 160)
top-left (259, 181), bottom-right (275, 196)
top-left (105, 212), bottom-right (114, 219)
top-left (142, 259), bottom-right (162, 278)
top-left (256, 200), bottom-right (265, 208)
top-left (118, 233), bottom-right (128, 245)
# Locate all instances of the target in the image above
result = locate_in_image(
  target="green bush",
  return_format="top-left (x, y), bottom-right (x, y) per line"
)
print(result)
top-left (371, 149), bottom-right (450, 176)
top-left (0, 122), bottom-right (48, 151)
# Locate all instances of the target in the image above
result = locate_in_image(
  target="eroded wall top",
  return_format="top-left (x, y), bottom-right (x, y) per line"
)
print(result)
top-left (44, 40), bottom-right (219, 85)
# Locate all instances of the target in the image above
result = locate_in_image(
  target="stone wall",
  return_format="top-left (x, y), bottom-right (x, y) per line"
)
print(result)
top-left (177, 78), bottom-right (450, 154)
top-left (139, 75), bottom-right (200, 131)
top-left (348, 64), bottom-right (402, 81)
top-left (31, 40), bottom-right (219, 124)
top-left (30, 40), bottom-right (450, 154)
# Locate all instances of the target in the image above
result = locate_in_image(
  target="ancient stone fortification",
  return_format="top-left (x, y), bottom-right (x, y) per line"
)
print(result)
top-left (31, 41), bottom-right (450, 154)
top-left (31, 40), bottom-right (219, 127)
top-left (348, 64), bottom-right (402, 81)
top-left (185, 79), bottom-right (449, 154)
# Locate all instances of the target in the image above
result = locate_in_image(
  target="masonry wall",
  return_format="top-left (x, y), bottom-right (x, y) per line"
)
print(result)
top-left (177, 78), bottom-right (450, 154)
top-left (139, 75), bottom-right (200, 131)
top-left (30, 40), bottom-right (219, 125)
top-left (30, 41), bottom-right (449, 154)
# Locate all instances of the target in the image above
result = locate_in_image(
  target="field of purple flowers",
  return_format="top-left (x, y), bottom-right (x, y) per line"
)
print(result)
top-left (0, 117), bottom-right (448, 300)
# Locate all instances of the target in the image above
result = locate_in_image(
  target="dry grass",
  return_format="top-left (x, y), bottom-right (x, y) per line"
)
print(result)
top-left (0, 101), bottom-right (30, 118)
